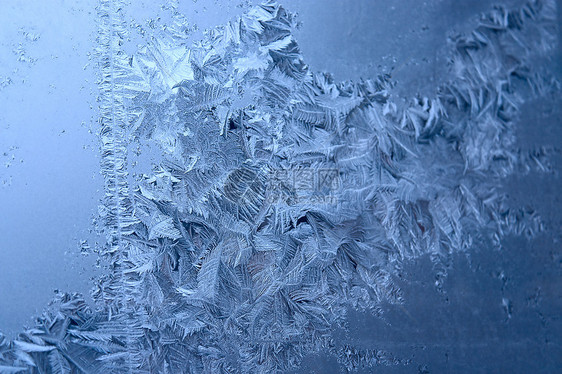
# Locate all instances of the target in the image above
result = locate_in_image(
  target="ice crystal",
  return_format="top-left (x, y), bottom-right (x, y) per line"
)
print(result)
top-left (0, 0), bottom-right (559, 373)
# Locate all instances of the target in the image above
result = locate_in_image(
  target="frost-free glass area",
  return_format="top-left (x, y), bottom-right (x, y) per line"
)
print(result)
top-left (0, 0), bottom-right (561, 373)
top-left (0, 0), bottom-right (101, 338)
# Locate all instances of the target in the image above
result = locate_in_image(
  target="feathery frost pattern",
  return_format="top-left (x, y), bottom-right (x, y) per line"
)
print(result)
top-left (0, 0), bottom-right (559, 372)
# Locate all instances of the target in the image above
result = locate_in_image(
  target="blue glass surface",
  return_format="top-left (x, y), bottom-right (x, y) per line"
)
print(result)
top-left (0, 1), bottom-right (560, 372)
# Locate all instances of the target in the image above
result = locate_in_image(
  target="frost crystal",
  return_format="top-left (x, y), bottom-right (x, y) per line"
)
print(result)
top-left (0, 0), bottom-right (559, 373)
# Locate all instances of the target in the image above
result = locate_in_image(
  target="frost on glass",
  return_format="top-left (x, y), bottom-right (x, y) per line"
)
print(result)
top-left (0, 0), bottom-right (559, 373)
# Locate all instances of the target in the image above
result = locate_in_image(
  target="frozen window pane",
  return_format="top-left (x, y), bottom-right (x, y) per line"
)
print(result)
top-left (0, 1), bottom-right (560, 373)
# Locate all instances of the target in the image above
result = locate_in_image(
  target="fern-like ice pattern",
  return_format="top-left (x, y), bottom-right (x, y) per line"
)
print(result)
top-left (0, 0), bottom-right (559, 373)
